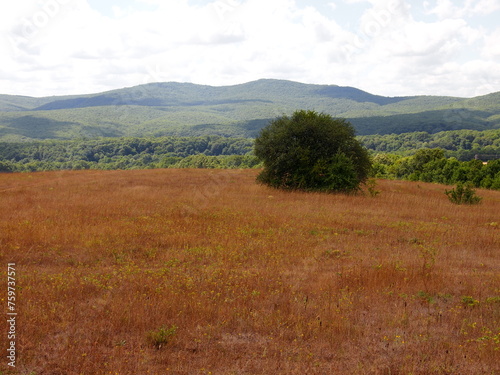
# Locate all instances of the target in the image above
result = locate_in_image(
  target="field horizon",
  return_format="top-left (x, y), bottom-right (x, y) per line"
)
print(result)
top-left (1, 169), bottom-right (499, 374)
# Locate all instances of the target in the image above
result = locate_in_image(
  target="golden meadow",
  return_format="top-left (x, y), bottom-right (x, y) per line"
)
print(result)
top-left (1, 169), bottom-right (499, 374)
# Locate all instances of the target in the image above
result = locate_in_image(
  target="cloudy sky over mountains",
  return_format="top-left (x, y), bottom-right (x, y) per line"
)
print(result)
top-left (2, 0), bottom-right (500, 97)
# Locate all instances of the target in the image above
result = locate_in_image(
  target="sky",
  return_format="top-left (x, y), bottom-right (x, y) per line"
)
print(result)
top-left (1, 0), bottom-right (500, 98)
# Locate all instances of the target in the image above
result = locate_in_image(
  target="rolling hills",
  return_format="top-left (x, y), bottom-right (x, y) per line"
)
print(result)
top-left (1, 79), bottom-right (499, 141)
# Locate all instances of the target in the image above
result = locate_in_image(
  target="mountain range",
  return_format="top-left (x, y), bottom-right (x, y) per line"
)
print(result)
top-left (1, 79), bottom-right (499, 141)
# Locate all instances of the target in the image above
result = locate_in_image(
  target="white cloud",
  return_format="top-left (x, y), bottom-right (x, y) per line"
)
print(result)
top-left (389, 19), bottom-right (472, 57)
top-left (482, 27), bottom-right (500, 58)
top-left (0, 0), bottom-right (499, 97)
top-left (425, 0), bottom-right (500, 19)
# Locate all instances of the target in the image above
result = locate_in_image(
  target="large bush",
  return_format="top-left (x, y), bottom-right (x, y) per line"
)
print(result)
top-left (254, 110), bottom-right (371, 192)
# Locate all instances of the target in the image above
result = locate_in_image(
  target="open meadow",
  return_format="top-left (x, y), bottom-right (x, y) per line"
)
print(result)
top-left (1, 169), bottom-right (499, 374)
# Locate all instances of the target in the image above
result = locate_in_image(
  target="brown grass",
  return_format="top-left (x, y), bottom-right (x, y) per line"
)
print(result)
top-left (1, 169), bottom-right (499, 374)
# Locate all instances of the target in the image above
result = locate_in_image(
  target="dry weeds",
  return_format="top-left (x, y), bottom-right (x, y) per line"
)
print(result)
top-left (0, 169), bottom-right (499, 374)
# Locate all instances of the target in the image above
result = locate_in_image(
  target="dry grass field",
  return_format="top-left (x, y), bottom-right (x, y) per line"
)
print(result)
top-left (1, 169), bottom-right (499, 374)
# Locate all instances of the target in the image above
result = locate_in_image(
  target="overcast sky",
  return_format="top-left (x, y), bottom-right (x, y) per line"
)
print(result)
top-left (2, 0), bottom-right (500, 98)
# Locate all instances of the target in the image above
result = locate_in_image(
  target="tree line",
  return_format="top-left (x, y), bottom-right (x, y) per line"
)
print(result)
top-left (358, 129), bottom-right (500, 160)
top-left (372, 149), bottom-right (500, 190)
top-left (1, 133), bottom-right (499, 191)
top-left (0, 136), bottom-right (256, 172)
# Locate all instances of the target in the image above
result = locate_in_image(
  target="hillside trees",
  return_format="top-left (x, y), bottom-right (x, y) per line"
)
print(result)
top-left (254, 110), bottom-right (371, 192)
top-left (0, 136), bottom-right (257, 171)
top-left (1, 132), bottom-right (500, 190)
top-left (372, 149), bottom-right (500, 189)
top-left (0, 161), bottom-right (13, 172)
top-left (359, 129), bottom-right (500, 160)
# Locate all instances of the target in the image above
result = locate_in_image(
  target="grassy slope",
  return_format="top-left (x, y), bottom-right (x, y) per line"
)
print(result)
top-left (4, 80), bottom-right (500, 141)
top-left (1, 169), bottom-right (499, 374)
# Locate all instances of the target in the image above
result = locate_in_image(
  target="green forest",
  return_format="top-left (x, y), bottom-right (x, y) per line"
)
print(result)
top-left (359, 129), bottom-right (500, 160)
top-left (0, 136), bottom-right (256, 172)
top-left (372, 149), bottom-right (500, 190)
top-left (2, 80), bottom-right (500, 141)
top-left (2, 80), bottom-right (500, 190)
top-left (1, 130), bottom-right (499, 190)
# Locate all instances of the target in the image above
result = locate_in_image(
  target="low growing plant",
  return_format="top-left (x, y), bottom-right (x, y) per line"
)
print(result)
top-left (147, 325), bottom-right (178, 349)
top-left (461, 296), bottom-right (480, 308)
top-left (366, 178), bottom-right (380, 197)
top-left (445, 183), bottom-right (482, 205)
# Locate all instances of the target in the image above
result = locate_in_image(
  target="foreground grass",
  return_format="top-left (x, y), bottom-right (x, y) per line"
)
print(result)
top-left (1, 169), bottom-right (499, 374)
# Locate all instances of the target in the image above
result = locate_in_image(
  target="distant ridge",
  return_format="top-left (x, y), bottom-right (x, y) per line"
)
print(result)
top-left (0, 79), bottom-right (499, 141)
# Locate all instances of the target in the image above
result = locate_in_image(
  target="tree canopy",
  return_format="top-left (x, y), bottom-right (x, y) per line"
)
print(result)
top-left (254, 110), bottom-right (372, 192)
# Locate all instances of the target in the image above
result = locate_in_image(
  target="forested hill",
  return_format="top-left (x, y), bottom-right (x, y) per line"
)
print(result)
top-left (1, 79), bottom-right (499, 141)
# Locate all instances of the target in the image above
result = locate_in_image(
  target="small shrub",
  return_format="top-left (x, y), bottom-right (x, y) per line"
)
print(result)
top-left (461, 296), bottom-right (480, 308)
top-left (445, 183), bottom-right (482, 205)
top-left (417, 290), bottom-right (435, 304)
top-left (147, 325), bottom-right (178, 349)
top-left (366, 178), bottom-right (380, 197)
